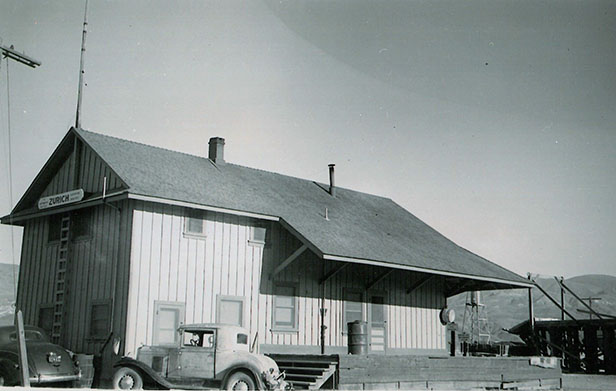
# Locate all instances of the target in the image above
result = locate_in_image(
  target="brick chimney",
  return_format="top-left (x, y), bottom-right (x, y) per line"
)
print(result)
top-left (208, 137), bottom-right (225, 164)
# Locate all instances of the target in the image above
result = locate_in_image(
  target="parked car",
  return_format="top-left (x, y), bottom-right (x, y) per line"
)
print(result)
top-left (0, 325), bottom-right (81, 387)
top-left (113, 323), bottom-right (289, 390)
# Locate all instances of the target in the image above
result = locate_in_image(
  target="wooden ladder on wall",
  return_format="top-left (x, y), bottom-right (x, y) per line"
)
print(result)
top-left (51, 214), bottom-right (70, 344)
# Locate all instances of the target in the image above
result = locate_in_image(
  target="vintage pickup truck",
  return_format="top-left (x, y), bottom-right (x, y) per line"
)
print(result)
top-left (113, 323), bottom-right (289, 390)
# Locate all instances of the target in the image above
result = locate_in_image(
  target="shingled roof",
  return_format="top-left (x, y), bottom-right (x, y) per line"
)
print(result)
top-left (6, 128), bottom-right (531, 290)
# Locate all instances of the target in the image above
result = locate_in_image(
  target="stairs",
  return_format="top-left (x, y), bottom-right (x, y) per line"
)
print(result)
top-left (268, 354), bottom-right (338, 390)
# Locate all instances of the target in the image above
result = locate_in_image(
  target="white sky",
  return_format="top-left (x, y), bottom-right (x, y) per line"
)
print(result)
top-left (1, 0), bottom-right (615, 278)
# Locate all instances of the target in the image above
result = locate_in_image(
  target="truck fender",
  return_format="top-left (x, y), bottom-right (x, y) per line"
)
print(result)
top-left (220, 363), bottom-right (267, 390)
top-left (113, 357), bottom-right (174, 389)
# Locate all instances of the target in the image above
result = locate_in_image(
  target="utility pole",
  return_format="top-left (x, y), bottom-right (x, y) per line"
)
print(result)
top-left (1, 45), bottom-right (42, 68)
top-left (1, 43), bottom-right (41, 308)
top-left (580, 297), bottom-right (602, 320)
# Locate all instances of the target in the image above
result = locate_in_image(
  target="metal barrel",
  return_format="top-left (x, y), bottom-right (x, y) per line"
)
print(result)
top-left (347, 320), bottom-right (368, 355)
top-left (75, 354), bottom-right (94, 388)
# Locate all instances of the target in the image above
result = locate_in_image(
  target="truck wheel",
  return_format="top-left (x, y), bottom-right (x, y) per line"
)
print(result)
top-left (224, 371), bottom-right (256, 391)
top-left (113, 367), bottom-right (144, 390)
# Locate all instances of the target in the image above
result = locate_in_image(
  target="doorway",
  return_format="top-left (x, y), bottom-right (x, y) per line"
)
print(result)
top-left (368, 293), bottom-right (387, 353)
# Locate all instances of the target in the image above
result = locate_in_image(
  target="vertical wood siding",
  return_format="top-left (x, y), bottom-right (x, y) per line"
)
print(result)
top-left (125, 202), bottom-right (447, 356)
top-left (16, 140), bottom-right (131, 356)
top-left (40, 139), bottom-right (124, 198)
top-left (15, 201), bottom-right (129, 354)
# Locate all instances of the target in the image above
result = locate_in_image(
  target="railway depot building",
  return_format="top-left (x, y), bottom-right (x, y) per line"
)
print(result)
top-left (2, 127), bottom-right (532, 381)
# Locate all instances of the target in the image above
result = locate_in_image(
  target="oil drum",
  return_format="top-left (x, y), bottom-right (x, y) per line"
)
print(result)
top-left (347, 320), bottom-right (368, 355)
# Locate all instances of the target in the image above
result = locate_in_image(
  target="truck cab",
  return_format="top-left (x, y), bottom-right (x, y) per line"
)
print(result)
top-left (113, 324), bottom-right (288, 390)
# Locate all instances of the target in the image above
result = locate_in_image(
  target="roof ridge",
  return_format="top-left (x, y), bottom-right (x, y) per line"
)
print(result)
top-left (77, 128), bottom-right (392, 201)
top-left (76, 127), bottom-right (207, 161)
top-left (225, 161), bottom-right (391, 199)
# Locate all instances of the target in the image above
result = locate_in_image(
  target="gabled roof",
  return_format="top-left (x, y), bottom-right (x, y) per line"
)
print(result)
top-left (5, 127), bottom-right (531, 289)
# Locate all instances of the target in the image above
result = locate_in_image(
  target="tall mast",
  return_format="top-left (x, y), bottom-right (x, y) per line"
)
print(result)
top-left (75, 0), bottom-right (89, 129)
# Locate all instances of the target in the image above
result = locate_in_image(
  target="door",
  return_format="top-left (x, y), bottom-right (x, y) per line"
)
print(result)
top-left (368, 293), bottom-right (387, 353)
top-left (177, 329), bottom-right (216, 379)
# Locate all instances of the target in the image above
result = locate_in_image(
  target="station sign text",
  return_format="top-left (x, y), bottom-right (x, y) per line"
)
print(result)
top-left (38, 189), bottom-right (84, 210)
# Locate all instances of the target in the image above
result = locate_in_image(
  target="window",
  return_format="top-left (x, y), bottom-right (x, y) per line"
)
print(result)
top-left (217, 295), bottom-right (246, 327)
top-left (273, 283), bottom-right (298, 330)
top-left (9, 330), bottom-right (45, 342)
top-left (237, 333), bottom-right (248, 345)
top-left (344, 289), bottom-right (364, 331)
top-left (71, 209), bottom-right (91, 239)
top-left (47, 215), bottom-right (62, 242)
top-left (38, 305), bottom-right (54, 337)
top-left (184, 209), bottom-right (206, 237)
top-left (248, 226), bottom-right (267, 246)
top-left (89, 300), bottom-right (111, 339)
top-left (153, 301), bottom-right (185, 345)
top-left (183, 329), bottom-right (215, 349)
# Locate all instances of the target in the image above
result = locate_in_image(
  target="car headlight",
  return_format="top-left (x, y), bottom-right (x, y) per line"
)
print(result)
top-left (262, 368), bottom-right (287, 390)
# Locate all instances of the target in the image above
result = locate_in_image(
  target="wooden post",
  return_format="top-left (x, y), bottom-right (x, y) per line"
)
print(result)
top-left (15, 310), bottom-right (30, 387)
top-left (320, 261), bottom-right (326, 355)
top-left (527, 274), bottom-right (535, 332)
top-left (560, 276), bottom-right (565, 321)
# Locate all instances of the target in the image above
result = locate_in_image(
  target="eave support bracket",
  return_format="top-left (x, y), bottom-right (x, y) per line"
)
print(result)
top-left (406, 275), bottom-right (434, 295)
top-left (271, 244), bottom-right (307, 278)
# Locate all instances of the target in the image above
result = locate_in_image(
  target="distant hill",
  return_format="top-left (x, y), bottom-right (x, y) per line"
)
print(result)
top-left (448, 274), bottom-right (616, 342)
top-left (0, 263), bottom-right (19, 325)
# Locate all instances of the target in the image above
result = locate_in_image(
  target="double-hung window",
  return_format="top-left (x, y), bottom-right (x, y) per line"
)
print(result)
top-left (272, 283), bottom-right (298, 331)
top-left (217, 295), bottom-right (246, 327)
top-left (184, 210), bottom-right (206, 238)
top-left (248, 226), bottom-right (267, 247)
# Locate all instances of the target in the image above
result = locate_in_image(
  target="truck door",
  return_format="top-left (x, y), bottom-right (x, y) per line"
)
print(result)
top-left (178, 329), bottom-right (216, 379)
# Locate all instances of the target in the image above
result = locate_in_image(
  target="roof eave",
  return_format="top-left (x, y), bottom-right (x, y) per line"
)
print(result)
top-left (1, 190), bottom-right (129, 225)
top-left (322, 253), bottom-right (533, 289)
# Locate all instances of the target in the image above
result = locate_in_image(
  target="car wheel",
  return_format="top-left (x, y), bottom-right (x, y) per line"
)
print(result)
top-left (113, 367), bottom-right (144, 390)
top-left (224, 371), bottom-right (256, 391)
top-left (0, 361), bottom-right (19, 387)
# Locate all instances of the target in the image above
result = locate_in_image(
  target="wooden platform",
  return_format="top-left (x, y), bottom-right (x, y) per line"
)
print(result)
top-left (337, 355), bottom-right (562, 390)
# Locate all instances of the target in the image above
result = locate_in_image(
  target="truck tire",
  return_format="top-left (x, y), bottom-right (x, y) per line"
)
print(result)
top-left (224, 370), bottom-right (257, 391)
top-left (113, 367), bottom-right (144, 390)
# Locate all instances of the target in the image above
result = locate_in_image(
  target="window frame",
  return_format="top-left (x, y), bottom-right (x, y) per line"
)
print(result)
top-left (343, 288), bottom-right (365, 334)
top-left (271, 282), bottom-right (299, 332)
top-left (88, 299), bottom-right (112, 341)
top-left (47, 215), bottom-right (62, 243)
top-left (153, 301), bottom-right (186, 346)
top-left (183, 209), bottom-right (207, 239)
top-left (71, 208), bottom-right (92, 241)
top-left (38, 304), bottom-right (55, 338)
top-left (248, 226), bottom-right (268, 247)
top-left (216, 295), bottom-right (246, 327)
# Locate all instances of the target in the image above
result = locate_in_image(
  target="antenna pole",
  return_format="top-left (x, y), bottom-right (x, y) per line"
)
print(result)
top-left (75, 0), bottom-right (89, 129)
